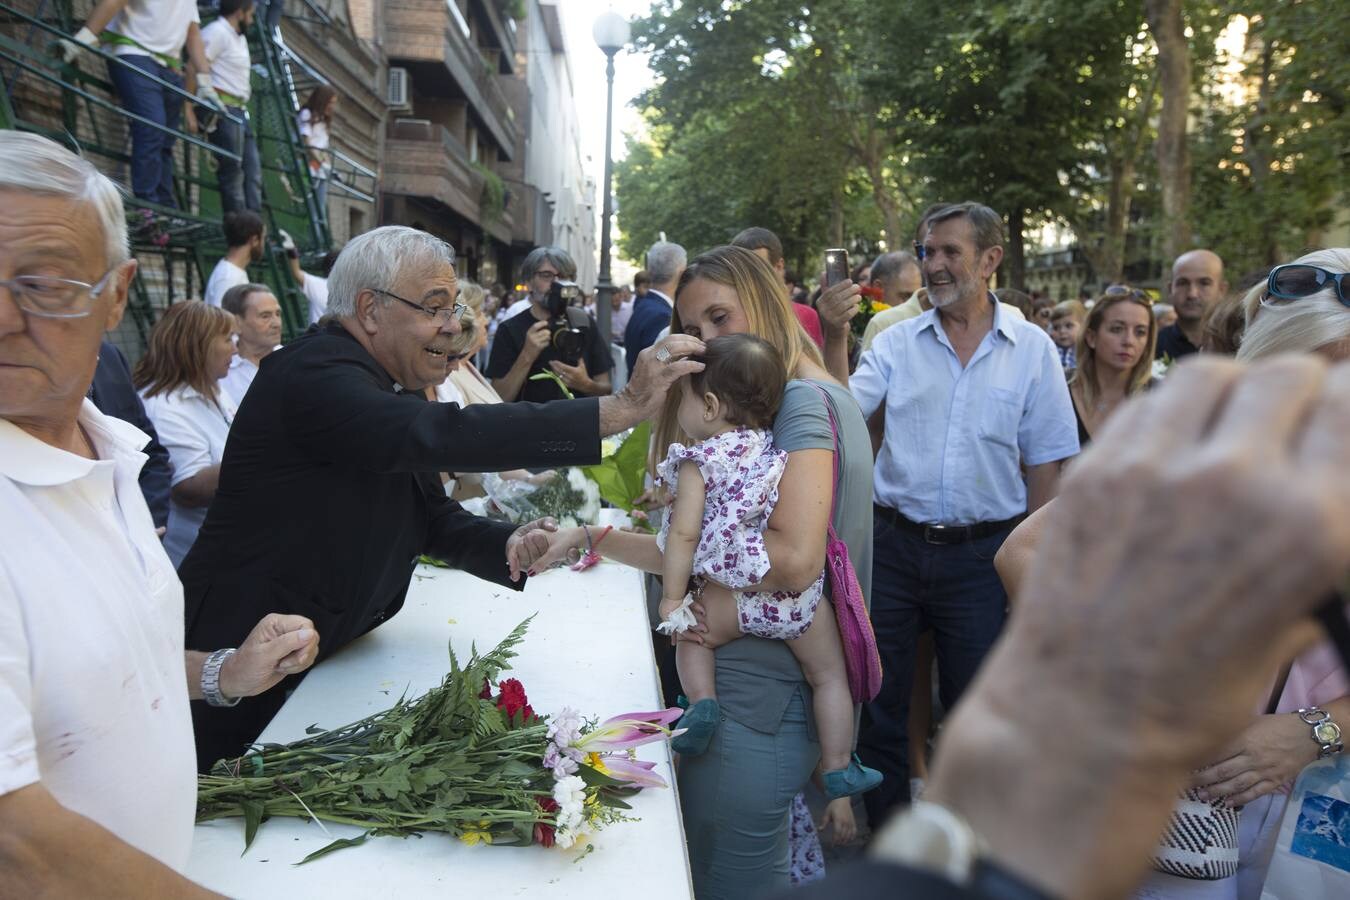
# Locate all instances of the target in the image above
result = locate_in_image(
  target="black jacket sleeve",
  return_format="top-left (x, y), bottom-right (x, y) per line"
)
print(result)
top-left (281, 349), bottom-right (602, 475)
top-left (419, 478), bottom-right (525, 591)
top-left (90, 341), bottom-right (174, 529)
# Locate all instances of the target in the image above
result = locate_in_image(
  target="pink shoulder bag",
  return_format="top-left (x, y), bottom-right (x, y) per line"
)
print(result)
top-left (809, 384), bottom-right (883, 703)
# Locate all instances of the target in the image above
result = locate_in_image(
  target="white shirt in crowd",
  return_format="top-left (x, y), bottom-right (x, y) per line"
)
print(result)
top-left (141, 385), bottom-right (237, 566)
top-left (297, 109), bottom-right (331, 176)
top-left (204, 258), bottom-right (247, 307)
top-left (106, 0), bottom-right (198, 59)
top-left (611, 298), bottom-right (635, 342)
top-left (504, 296), bottom-right (532, 319)
top-left (219, 345), bottom-right (282, 408)
top-left (301, 272), bottom-right (329, 324)
top-left (0, 400), bottom-right (196, 870)
top-left (200, 17), bottom-right (250, 104)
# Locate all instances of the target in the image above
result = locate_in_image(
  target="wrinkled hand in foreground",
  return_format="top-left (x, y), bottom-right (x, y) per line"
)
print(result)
top-left (913, 357), bottom-right (1350, 900)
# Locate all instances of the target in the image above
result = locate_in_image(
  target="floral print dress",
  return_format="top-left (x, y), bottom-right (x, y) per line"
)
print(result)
top-left (656, 427), bottom-right (826, 640)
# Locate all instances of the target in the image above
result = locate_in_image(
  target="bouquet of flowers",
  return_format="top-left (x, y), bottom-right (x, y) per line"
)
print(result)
top-left (850, 283), bottom-right (891, 344)
top-left (196, 618), bottom-right (682, 862)
top-left (481, 467), bottom-right (602, 529)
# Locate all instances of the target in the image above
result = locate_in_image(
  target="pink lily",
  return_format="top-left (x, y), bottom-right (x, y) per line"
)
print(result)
top-left (572, 708), bottom-right (685, 752)
top-left (597, 755), bottom-right (669, 789)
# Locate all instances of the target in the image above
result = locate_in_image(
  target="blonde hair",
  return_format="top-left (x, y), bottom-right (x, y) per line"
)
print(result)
top-left (1071, 288), bottom-right (1156, 409)
top-left (649, 245), bottom-right (824, 477)
top-left (133, 301), bottom-right (236, 402)
top-left (1237, 248), bottom-right (1350, 361)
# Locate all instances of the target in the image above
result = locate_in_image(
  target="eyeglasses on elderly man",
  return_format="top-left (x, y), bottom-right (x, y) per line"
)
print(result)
top-left (1, 270), bottom-right (120, 319)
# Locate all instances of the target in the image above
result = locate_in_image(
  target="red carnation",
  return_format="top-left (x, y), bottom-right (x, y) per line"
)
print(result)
top-left (534, 796), bottom-right (559, 847)
top-left (496, 678), bottom-right (529, 720)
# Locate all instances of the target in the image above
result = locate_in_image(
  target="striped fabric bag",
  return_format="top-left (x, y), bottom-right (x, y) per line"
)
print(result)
top-left (1150, 788), bottom-right (1242, 879)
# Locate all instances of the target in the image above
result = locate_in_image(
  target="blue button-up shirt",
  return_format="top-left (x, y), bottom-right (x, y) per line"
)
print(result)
top-left (850, 296), bottom-right (1079, 525)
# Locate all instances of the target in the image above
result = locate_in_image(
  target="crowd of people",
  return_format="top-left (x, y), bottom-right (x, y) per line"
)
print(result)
top-left (4, 108), bottom-right (1350, 900)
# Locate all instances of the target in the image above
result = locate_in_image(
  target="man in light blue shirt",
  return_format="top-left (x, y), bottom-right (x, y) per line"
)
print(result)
top-left (849, 202), bottom-right (1079, 826)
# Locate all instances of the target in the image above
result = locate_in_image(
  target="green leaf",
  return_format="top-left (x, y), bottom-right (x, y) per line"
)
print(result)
top-left (574, 764), bottom-right (625, 789)
top-left (296, 830), bottom-right (373, 865)
top-left (581, 421), bottom-right (652, 511)
top-left (242, 799), bottom-right (265, 853)
top-left (528, 371), bottom-right (575, 400)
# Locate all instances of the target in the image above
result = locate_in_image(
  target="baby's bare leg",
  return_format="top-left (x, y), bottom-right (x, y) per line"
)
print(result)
top-left (786, 598), bottom-right (854, 773)
top-left (675, 583), bottom-right (742, 703)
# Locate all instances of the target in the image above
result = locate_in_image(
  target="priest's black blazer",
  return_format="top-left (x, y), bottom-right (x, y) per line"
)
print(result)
top-left (180, 322), bottom-right (599, 769)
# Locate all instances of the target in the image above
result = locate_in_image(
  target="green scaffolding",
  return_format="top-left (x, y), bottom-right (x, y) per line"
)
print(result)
top-left (0, 0), bottom-right (356, 358)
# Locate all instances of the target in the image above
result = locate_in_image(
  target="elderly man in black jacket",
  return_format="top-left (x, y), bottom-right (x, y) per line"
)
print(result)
top-left (181, 225), bottom-right (702, 769)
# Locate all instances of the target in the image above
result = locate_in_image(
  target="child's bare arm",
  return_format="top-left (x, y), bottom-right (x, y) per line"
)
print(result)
top-left (659, 460), bottom-right (706, 620)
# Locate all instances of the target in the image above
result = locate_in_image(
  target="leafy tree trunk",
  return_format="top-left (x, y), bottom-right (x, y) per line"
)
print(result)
top-left (1007, 207), bottom-right (1026, 291)
top-left (1243, 35), bottom-right (1279, 264)
top-left (854, 128), bottom-right (904, 249)
top-left (1146, 0), bottom-right (1192, 272)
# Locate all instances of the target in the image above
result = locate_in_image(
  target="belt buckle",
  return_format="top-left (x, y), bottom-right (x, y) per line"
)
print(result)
top-left (923, 524), bottom-right (947, 545)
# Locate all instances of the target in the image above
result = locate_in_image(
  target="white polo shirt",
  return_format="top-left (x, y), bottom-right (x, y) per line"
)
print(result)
top-left (106, 0), bottom-right (198, 59)
top-left (204, 258), bottom-right (247, 307)
top-left (200, 17), bottom-right (251, 103)
top-left (141, 385), bottom-right (237, 566)
top-left (0, 401), bottom-right (195, 869)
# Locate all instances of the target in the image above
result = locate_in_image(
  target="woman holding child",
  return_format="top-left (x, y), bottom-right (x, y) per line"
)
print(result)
top-left (534, 245), bottom-right (875, 898)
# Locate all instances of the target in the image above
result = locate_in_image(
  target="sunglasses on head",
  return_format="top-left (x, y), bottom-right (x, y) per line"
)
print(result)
top-left (1266, 264), bottom-right (1350, 306)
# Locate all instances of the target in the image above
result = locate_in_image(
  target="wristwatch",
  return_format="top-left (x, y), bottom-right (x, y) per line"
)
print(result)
top-left (201, 648), bottom-right (241, 707)
top-left (872, 801), bottom-right (1056, 900)
top-left (1297, 707), bottom-right (1344, 758)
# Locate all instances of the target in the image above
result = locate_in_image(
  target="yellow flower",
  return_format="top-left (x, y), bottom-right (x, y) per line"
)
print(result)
top-left (585, 752), bottom-right (609, 775)
top-left (458, 820), bottom-right (493, 846)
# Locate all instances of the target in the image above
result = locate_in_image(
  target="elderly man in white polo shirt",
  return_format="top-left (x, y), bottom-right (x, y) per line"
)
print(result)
top-left (849, 202), bottom-right (1079, 828)
top-left (0, 131), bottom-right (319, 893)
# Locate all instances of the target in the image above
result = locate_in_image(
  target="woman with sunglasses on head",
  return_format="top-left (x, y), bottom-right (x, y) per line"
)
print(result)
top-left (996, 248), bottom-right (1350, 900)
top-left (1067, 286), bottom-right (1157, 445)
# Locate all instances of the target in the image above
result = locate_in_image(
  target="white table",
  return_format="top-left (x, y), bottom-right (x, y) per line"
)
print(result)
top-left (186, 548), bottom-right (692, 899)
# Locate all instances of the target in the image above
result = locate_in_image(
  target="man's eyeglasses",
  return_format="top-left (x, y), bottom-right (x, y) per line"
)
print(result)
top-left (370, 288), bottom-right (470, 324)
top-left (2, 268), bottom-right (117, 319)
top-left (1265, 264), bottom-right (1350, 307)
top-left (533, 270), bottom-right (560, 282)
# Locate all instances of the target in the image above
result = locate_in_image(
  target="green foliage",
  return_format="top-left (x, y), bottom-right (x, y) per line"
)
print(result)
top-left (475, 163), bottom-right (506, 223)
top-left (582, 422), bottom-right (652, 512)
top-left (618, 0), bottom-right (1349, 288)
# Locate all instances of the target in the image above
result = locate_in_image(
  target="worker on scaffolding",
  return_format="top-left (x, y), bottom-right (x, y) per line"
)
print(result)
top-left (200, 0), bottom-right (261, 214)
top-left (62, 0), bottom-right (225, 209)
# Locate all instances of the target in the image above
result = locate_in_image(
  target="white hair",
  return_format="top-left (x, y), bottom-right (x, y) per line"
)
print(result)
top-left (646, 241), bottom-right (687, 285)
top-left (0, 132), bottom-right (128, 267)
top-left (1237, 248), bottom-right (1350, 361)
top-left (326, 226), bottom-right (457, 318)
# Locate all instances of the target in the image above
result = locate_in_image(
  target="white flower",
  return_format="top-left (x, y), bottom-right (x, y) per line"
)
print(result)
top-left (566, 468), bottom-right (588, 492)
top-left (600, 438), bottom-right (621, 458)
top-left (552, 774), bottom-right (588, 846)
top-left (1152, 357), bottom-right (1172, 381)
top-left (543, 743), bottom-right (578, 779)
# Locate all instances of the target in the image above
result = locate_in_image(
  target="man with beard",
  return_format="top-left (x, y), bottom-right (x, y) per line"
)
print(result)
top-left (1156, 249), bottom-right (1227, 360)
top-left (848, 202), bottom-right (1079, 827)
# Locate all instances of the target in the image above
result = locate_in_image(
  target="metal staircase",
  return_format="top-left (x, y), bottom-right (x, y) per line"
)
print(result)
top-left (0, 0), bottom-right (368, 357)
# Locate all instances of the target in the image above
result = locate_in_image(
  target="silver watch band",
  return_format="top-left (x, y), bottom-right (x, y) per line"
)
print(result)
top-left (1296, 706), bottom-right (1344, 758)
top-left (202, 648), bottom-right (241, 707)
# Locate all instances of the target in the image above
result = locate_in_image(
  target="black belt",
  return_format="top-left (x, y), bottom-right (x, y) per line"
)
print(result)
top-left (874, 505), bottom-right (1021, 545)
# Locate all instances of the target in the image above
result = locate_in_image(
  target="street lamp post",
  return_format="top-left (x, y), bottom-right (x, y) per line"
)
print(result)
top-left (592, 10), bottom-right (630, 348)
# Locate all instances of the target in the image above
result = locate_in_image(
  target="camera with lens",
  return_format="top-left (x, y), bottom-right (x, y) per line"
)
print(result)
top-left (544, 279), bottom-right (589, 367)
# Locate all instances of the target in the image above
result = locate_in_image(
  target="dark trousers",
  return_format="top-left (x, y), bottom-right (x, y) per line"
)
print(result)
top-left (210, 105), bottom-right (262, 213)
top-left (857, 512), bottom-right (1013, 829)
top-left (107, 55), bottom-right (182, 206)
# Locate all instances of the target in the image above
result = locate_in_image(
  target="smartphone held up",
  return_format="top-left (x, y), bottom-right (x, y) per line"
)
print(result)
top-left (824, 248), bottom-right (850, 288)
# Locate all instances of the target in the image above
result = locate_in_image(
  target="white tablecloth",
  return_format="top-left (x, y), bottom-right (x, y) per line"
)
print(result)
top-left (186, 550), bottom-right (692, 898)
